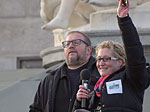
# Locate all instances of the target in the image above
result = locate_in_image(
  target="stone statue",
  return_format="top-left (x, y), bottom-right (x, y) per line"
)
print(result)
top-left (40, 0), bottom-right (149, 31)
top-left (40, 0), bottom-right (96, 30)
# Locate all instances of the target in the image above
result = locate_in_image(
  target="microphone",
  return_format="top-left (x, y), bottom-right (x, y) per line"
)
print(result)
top-left (80, 69), bottom-right (90, 109)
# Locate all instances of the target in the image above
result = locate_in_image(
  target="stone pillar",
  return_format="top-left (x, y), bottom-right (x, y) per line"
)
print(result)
top-left (52, 29), bottom-right (68, 47)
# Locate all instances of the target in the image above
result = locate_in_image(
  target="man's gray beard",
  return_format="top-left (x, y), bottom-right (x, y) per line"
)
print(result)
top-left (67, 56), bottom-right (84, 67)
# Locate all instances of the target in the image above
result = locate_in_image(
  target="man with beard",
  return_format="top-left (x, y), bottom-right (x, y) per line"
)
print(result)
top-left (29, 31), bottom-right (100, 112)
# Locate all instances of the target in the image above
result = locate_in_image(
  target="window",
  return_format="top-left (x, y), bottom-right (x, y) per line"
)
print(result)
top-left (17, 56), bottom-right (42, 69)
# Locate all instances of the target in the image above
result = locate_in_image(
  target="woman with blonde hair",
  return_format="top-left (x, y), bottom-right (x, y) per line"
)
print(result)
top-left (73, 0), bottom-right (149, 111)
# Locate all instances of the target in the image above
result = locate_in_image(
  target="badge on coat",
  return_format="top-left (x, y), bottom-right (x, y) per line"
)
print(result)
top-left (106, 79), bottom-right (123, 94)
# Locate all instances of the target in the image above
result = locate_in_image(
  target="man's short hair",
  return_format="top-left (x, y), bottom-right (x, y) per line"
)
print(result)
top-left (67, 31), bottom-right (91, 46)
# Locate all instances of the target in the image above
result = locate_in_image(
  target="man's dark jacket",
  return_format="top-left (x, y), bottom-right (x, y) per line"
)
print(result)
top-left (29, 56), bottom-right (100, 112)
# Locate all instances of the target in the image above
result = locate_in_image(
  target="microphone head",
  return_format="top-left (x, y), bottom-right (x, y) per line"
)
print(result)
top-left (80, 69), bottom-right (90, 80)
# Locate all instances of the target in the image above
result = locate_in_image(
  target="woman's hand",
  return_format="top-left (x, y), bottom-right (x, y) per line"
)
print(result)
top-left (117, 0), bottom-right (129, 18)
top-left (76, 85), bottom-right (91, 101)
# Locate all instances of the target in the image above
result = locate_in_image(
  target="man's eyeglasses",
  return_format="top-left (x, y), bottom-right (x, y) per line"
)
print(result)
top-left (96, 57), bottom-right (118, 62)
top-left (62, 39), bottom-right (89, 48)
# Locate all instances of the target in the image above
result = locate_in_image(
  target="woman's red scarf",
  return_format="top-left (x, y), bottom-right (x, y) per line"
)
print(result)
top-left (94, 75), bottom-right (109, 97)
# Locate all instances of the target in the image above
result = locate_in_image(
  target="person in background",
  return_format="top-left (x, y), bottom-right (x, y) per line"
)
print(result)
top-left (29, 31), bottom-right (100, 112)
top-left (74, 0), bottom-right (149, 111)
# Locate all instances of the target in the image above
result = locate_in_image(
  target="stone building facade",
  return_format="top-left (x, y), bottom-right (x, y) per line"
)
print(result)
top-left (0, 0), bottom-right (53, 70)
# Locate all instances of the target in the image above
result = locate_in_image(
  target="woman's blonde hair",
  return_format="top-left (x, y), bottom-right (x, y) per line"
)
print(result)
top-left (96, 41), bottom-right (126, 67)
